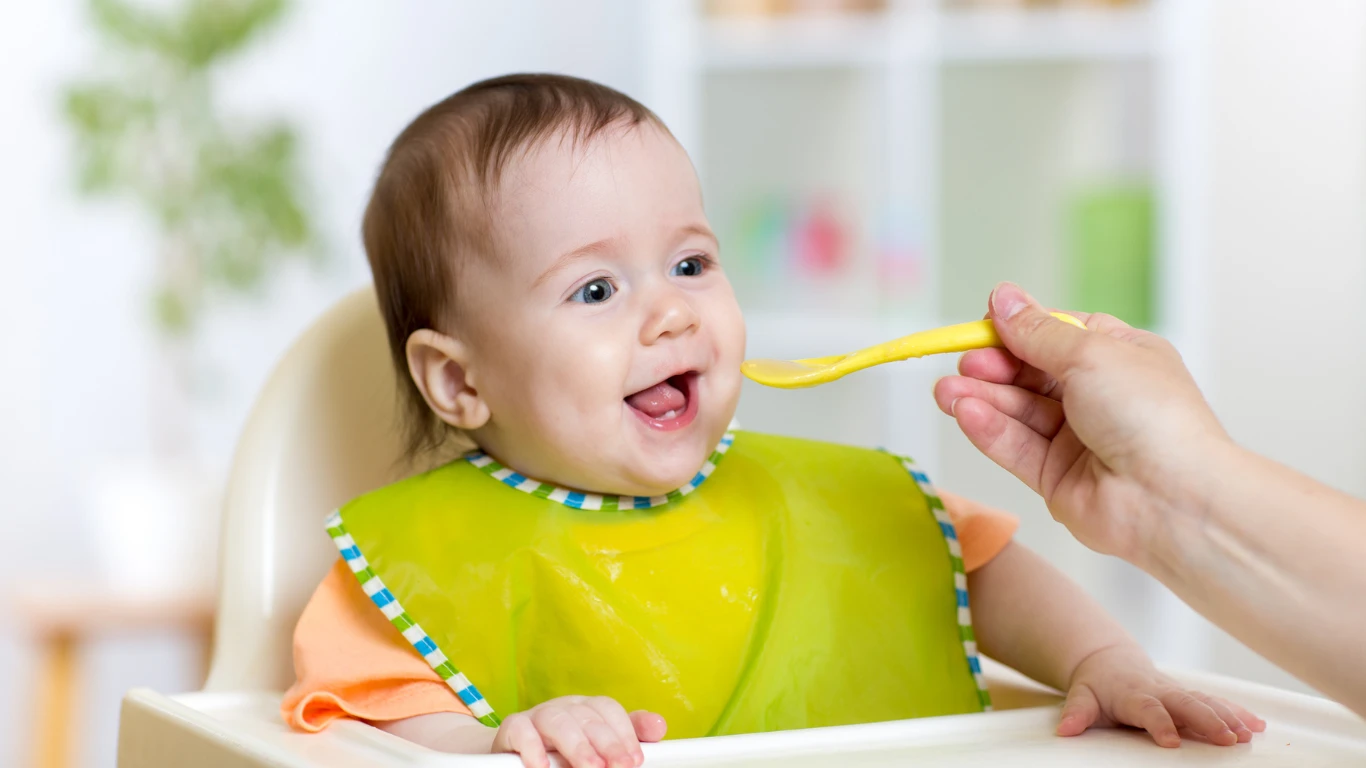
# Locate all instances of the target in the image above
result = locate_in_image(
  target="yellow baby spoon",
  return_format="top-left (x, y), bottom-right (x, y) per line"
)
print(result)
top-left (742, 313), bottom-right (1087, 389)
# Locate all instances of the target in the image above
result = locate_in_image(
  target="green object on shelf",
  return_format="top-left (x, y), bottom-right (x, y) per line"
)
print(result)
top-left (1066, 183), bottom-right (1154, 329)
top-left (735, 196), bottom-right (788, 274)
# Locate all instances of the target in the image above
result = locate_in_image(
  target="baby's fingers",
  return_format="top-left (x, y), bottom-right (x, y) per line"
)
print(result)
top-left (532, 708), bottom-right (602, 768)
top-left (1057, 684), bottom-right (1100, 737)
top-left (1160, 690), bottom-right (1238, 747)
top-left (1202, 696), bottom-right (1265, 733)
top-left (580, 719), bottom-right (635, 768)
top-left (495, 713), bottom-right (550, 768)
top-left (1118, 694), bottom-right (1181, 748)
top-left (1193, 693), bottom-right (1256, 743)
top-left (629, 710), bottom-right (668, 743)
top-left (584, 698), bottom-right (643, 767)
top-left (1228, 700), bottom-right (1266, 732)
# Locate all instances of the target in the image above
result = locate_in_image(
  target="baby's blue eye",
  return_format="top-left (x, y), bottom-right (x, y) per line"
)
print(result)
top-left (672, 257), bottom-right (706, 277)
top-left (571, 278), bottom-right (614, 304)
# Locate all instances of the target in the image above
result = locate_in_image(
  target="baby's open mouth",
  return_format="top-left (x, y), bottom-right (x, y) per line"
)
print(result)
top-left (625, 371), bottom-right (699, 430)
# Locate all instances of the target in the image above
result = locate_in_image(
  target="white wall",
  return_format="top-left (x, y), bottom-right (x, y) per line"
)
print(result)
top-left (1202, 0), bottom-right (1366, 693)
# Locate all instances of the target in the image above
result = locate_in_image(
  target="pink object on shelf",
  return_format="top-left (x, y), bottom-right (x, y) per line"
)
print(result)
top-left (792, 198), bottom-right (848, 276)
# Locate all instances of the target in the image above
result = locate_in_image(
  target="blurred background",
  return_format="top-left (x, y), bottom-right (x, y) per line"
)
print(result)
top-left (3, 0), bottom-right (1365, 765)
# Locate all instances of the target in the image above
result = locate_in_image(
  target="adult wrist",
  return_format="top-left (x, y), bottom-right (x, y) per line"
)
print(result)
top-left (1133, 433), bottom-right (1247, 584)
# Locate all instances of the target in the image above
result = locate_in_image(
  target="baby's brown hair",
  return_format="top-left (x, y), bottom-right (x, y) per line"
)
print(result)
top-left (362, 74), bottom-right (664, 459)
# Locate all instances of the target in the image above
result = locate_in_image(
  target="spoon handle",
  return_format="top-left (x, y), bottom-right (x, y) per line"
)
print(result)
top-left (870, 313), bottom-right (1085, 364)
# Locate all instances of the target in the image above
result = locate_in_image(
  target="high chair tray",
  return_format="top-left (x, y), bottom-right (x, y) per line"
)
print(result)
top-left (119, 661), bottom-right (1366, 767)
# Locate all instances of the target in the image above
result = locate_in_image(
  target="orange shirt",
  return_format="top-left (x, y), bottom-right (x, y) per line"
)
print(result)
top-left (281, 489), bottom-right (1017, 732)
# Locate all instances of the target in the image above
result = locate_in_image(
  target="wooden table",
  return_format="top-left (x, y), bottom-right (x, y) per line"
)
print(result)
top-left (16, 586), bottom-right (215, 768)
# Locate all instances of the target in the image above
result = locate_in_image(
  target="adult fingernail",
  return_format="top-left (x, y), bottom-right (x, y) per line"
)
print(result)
top-left (990, 282), bottom-right (1029, 321)
top-left (949, 398), bottom-right (961, 416)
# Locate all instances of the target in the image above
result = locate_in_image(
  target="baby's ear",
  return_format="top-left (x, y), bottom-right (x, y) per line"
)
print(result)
top-left (406, 329), bottom-right (490, 431)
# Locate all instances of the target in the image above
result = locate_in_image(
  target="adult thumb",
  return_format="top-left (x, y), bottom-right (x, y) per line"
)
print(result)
top-left (989, 283), bottom-right (1091, 379)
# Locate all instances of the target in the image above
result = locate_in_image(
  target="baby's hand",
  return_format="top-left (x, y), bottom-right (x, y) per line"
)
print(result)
top-left (491, 695), bottom-right (667, 768)
top-left (1059, 645), bottom-right (1266, 747)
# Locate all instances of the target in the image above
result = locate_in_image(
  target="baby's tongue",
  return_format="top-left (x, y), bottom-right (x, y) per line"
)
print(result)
top-left (626, 379), bottom-right (686, 418)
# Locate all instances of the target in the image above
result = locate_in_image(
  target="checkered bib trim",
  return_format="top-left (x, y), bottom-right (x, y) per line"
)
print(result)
top-left (890, 452), bottom-right (994, 711)
top-left (466, 432), bottom-right (735, 510)
top-left (325, 434), bottom-right (989, 727)
top-left (323, 510), bottom-right (501, 726)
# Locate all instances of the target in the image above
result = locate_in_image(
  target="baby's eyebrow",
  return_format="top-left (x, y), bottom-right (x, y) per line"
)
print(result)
top-left (675, 223), bottom-right (718, 244)
top-left (535, 236), bottom-right (621, 288)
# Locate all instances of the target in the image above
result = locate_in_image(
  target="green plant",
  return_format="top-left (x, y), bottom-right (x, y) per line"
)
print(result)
top-left (63, 0), bottom-right (316, 338)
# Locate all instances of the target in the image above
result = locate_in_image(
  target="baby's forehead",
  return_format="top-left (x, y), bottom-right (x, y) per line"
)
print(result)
top-left (484, 124), bottom-right (703, 265)
top-left (494, 122), bottom-right (688, 204)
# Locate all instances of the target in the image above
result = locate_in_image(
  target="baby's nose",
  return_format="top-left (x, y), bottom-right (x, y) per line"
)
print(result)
top-left (640, 289), bottom-right (700, 344)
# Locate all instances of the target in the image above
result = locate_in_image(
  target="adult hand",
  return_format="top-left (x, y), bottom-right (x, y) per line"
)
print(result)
top-left (935, 282), bottom-right (1366, 717)
top-left (932, 283), bottom-right (1230, 563)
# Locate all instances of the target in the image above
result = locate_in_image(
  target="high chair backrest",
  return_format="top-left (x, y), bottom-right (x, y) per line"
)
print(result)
top-left (205, 287), bottom-right (413, 691)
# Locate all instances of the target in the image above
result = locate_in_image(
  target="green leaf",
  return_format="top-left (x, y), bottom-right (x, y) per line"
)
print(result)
top-left (63, 83), bottom-right (161, 196)
top-left (89, 0), bottom-right (178, 57)
top-left (152, 286), bottom-right (194, 335)
top-left (62, 83), bottom-right (154, 138)
top-left (176, 0), bottom-right (289, 68)
top-left (198, 124), bottom-right (311, 248)
top-left (207, 233), bottom-right (269, 291)
top-left (76, 140), bottom-right (121, 193)
top-left (87, 0), bottom-right (290, 68)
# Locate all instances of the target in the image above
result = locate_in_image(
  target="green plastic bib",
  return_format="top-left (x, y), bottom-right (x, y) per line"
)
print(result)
top-left (327, 431), bottom-right (987, 738)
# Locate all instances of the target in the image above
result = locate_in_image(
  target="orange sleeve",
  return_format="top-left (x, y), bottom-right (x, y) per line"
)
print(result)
top-left (937, 489), bottom-right (1019, 573)
top-left (280, 559), bottom-right (472, 732)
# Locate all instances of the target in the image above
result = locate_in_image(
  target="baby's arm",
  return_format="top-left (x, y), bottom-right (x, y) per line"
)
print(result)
top-left (968, 541), bottom-right (1264, 746)
top-left (967, 540), bottom-right (1130, 694)
top-left (377, 712), bottom-right (496, 752)
top-left (375, 695), bottom-right (666, 768)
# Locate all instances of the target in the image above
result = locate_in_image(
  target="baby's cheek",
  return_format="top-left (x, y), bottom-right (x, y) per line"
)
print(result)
top-left (578, 342), bottom-right (634, 395)
top-left (560, 323), bottom-right (630, 371)
top-left (532, 350), bottom-right (630, 429)
top-left (708, 292), bottom-right (747, 362)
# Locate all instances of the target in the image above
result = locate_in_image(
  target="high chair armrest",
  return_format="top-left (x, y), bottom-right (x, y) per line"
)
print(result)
top-left (118, 662), bottom-right (1366, 768)
top-left (117, 688), bottom-right (490, 768)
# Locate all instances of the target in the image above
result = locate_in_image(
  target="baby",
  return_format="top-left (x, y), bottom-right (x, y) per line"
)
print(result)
top-left (282, 74), bottom-right (1262, 768)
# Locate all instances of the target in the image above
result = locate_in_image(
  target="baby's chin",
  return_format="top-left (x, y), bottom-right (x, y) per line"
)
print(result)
top-left (588, 459), bottom-right (703, 498)
top-left (536, 406), bottom-right (734, 496)
top-left (618, 425), bottom-right (735, 495)
top-left (571, 444), bottom-right (711, 498)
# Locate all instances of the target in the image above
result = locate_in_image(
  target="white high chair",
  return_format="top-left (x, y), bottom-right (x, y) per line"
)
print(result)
top-left (117, 288), bottom-right (1366, 767)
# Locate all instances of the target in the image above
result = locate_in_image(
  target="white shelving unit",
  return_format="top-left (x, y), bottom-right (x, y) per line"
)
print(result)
top-left (702, 14), bottom-right (892, 70)
top-left (937, 5), bottom-right (1157, 62)
top-left (642, 0), bottom-right (1206, 469)
top-left (700, 5), bottom-right (1157, 69)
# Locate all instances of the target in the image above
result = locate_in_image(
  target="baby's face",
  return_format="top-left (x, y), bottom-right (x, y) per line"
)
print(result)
top-left (459, 123), bottom-right (745, 496)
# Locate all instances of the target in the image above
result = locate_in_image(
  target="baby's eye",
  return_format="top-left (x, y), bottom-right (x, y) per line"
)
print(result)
top-left (571, 278), bottom-right (614, 304)
top-left (671, 256), bottom-right (706, 278)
